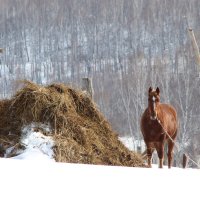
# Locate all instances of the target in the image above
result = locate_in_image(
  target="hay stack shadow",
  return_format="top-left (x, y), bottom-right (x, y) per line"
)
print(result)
top-left (0, 80), bottom-right (145, 167)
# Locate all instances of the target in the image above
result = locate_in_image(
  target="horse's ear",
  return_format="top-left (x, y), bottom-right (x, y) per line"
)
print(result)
top-left (156, 87), bottom-right (160, 95)
top-left (149, 87), bottom-right (153, 93)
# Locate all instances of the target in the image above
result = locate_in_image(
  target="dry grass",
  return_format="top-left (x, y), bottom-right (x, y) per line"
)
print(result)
top-left (0, 80), bottom-right (145, 167)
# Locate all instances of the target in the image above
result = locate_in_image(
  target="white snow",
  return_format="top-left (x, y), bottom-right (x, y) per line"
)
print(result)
top-left (5, 123), bottom-right (55, 161)
top-left (12, 148), bottom-right (54, 161)
top-left (0, 158), bottom-right (199, 200)
top-left (0, 126), bottom-right (199, 200)
top-left (20, 124), bottom-right (54, 160)
top-left (119, 137), bottom-right (145, 152)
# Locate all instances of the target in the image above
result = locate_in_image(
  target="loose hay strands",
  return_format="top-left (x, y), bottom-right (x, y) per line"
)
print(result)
top-left (0, 80), bottom-right (145, 167)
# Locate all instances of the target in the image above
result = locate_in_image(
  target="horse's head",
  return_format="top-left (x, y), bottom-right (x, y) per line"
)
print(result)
top-left (148, 87), bottom-right (160, 120)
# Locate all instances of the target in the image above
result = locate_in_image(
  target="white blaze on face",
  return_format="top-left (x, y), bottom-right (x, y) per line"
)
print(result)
top-left (152, 96), bottom-right (157, 119)
top-left (152, 96), bottom-right (156, 110)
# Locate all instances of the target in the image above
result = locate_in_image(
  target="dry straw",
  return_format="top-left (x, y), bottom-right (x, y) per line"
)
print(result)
top-left (0, 80), bottom-right (145, 167)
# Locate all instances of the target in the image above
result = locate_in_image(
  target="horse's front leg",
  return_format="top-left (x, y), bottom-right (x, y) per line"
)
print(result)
top-left (146, 143), bottom-right (154, 168)
top-left (156, 142), bottom-right (164, 168)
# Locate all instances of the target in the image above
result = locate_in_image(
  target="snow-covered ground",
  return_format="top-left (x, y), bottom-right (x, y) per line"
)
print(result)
top-left (4, 123), bottom-right (55, 161)
top-left (0, 125), bottom-right (199, 200)
top-left (0, 158), bottom-right (199, 200)
top-left (119, 137), bottom-right (145, 152)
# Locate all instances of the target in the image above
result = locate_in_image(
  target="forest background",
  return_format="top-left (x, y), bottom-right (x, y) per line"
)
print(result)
top-left (0, 0), bottom-right (200, 166)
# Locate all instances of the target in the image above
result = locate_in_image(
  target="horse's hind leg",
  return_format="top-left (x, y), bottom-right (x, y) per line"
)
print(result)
top-left (167, 140), bottom-right (175, 168)
top-left (146, 143), bottom-right (154, 168)
top-left (167, 131), bottom-right (177, 168)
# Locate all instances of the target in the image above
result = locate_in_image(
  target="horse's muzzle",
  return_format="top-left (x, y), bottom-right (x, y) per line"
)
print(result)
top-left (150, 116), bottom-right (157, 120)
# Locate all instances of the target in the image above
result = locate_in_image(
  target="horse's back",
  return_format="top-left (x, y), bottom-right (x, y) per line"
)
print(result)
top-left (159, 103), bottom-right (177, 118)
top-left (158, 103), bottom-right (178, 135)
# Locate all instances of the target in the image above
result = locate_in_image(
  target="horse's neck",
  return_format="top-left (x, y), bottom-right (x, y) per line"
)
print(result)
top-left (148, 103), bottom-right (163, 118)
top-left (156, 104), bottom-right (164, 121)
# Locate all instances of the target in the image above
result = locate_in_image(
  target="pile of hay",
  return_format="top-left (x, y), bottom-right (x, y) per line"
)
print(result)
top-left (0, 80), bottom-right (145, 167)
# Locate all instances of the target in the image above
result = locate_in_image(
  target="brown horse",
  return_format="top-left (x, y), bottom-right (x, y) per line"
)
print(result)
top-left (140, 87), bottom-right (178, 168)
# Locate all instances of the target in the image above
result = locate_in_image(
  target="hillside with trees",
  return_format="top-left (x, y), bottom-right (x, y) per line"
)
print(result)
top-left (0, 0), bottom-right (200, 166)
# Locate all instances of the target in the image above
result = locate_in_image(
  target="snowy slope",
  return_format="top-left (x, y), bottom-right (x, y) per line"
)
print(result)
top-left (1, 124), bottom-right (199, 200)
top-left (0, 158), bottom-right (199, 200)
